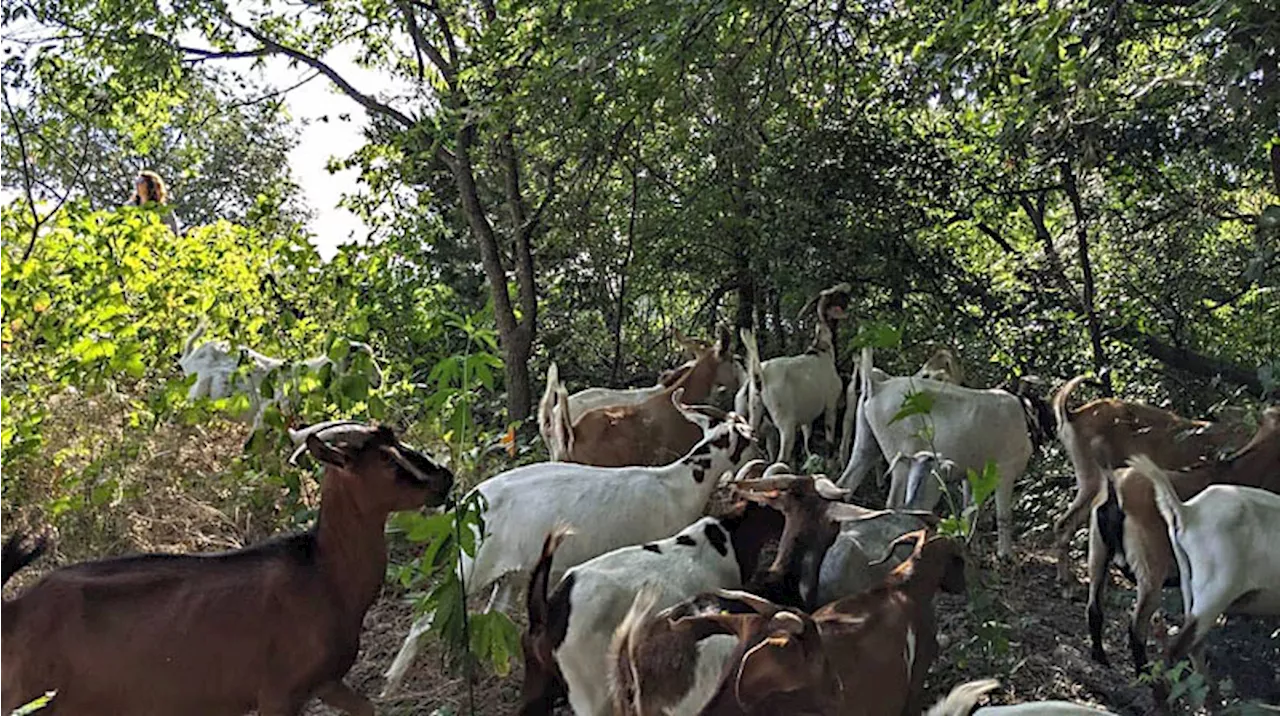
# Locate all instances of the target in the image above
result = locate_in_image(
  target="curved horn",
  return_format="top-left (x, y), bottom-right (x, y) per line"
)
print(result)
top-left (813, 477), bottom-right (852, 501)
top-left (733, 459), bottom-right (770, 482)
top-left (714, 589), bottom-right (782, 617)
top-left (287, 420), bottom-right (371, 466)
top-left (762, 462), bottom-right (792, 478)
top-left (287, 419), bottom-right (365, 446)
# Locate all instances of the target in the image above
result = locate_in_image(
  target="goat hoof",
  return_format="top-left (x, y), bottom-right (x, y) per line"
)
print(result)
top-left (1090, 648), bottom-right (1109, 667)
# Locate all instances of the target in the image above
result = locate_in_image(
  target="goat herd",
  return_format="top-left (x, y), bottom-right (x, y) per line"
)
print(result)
top-left (2, 285), bottom-right (1277, 716)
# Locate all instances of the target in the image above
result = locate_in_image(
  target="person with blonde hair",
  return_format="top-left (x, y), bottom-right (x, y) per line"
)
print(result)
top-left (128, 170), bottom-right (182, 233)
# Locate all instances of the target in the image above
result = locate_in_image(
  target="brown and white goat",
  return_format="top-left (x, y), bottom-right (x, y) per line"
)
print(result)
top-left (734, 474), bottom-right (936, 609)
top-left (549, 328), bottom-right (735, 467)
top-left (1051, 375), bottom-right (1250, 582)
top-left (539, 331), bottom-right (743, 460)
top-left (0, 422), bottom-right (452, 716)
top-left (610, 590), bottom-right (773, 716)
top-left (1085, 407), bottom-right (1280, 675)
top-left (519, 498), bottom-right (783, 716)
top-left (656, 531), bottom-right (967, 716)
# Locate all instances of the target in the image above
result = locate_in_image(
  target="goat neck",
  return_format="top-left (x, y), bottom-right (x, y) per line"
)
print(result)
top-left (314, 465), bottom-right (393, 619)
top-left (1165, 417), bottom-right (1280, 499)
top-left (668, 343), bottom-right (725, 404)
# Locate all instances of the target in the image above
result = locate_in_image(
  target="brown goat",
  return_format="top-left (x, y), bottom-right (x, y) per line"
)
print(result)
top-left (1, 422), bottom-right (453, 716)
top-left (682, 531), bottom-right (967, 716)
top-left (1085, 407), bottom-right (1280, 675)
top-left (1051, 375), bottom-right (1250, 583)
top-left (555, 328), bottom-right (733, 467)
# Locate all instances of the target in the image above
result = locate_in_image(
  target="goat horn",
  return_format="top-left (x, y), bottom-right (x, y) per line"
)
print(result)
top-left (762, 462), bottom-right (792, 477)
top-left (287, 419), bottom-right (365, 445)
top-left (735, 476), bottom-right (807, 491)
top-left (732, 459), bottom-right (770, 482)
top-left (869, 529), bottom-right (929, 567)
top-left (813, 477), bottom-right (852, 501)
top-left (714, 589), bottom-right (780, 617)
top-left (287, 420), bottom-right (371, 466)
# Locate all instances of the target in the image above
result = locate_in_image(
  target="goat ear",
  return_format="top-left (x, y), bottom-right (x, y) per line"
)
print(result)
top-left (306, 434), bottom-right (355, 468)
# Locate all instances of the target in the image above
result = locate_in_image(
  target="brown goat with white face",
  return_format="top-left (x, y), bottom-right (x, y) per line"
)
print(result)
top-left (1085, 408), bottom-right (1280, 676)
top-left (1050, 375), bottom-right (1250, 583)
top-left (1, 422), bottom-right (453, 716)
top-left (682, 531), bottom-right (968, 716)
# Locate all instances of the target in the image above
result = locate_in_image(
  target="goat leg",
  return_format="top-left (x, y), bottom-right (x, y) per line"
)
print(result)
top-left (316, 681), bottom-right (375, 716)
top-left (1086, 509), bottom-right (1111, 666)
top-left (1053, 487), bottom-right (1096, 583)
top-left (382, 610), bottom-right (435, 696)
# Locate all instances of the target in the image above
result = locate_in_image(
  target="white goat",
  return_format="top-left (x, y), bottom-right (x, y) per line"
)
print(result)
top-left (178, 322), bottom-right (382, 429)
top-left (839, 347), bottom-right (1049, 558)
top-left (1137, 455), bottom-right (1280, 674)
top-left (521, 501), bottom-right (778, 716)
top-left (741, 323), bottom-right (841, 467)
top-left (928, 679), bottom-right (1119, 716)
top-left (382, 391), bottom-right (757, 694)
top-left (837, 349), bottom-right (962, 468)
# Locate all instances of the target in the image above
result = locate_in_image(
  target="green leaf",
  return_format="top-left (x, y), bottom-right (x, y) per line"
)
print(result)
top-left (850, 323), bottom-right (902, 349)
top-left (890, 390), bottom-right (934, 424)
top-left (967, 460), bottom-right (1000, 509)
top-left (12, 691), bottom-right (56, 715)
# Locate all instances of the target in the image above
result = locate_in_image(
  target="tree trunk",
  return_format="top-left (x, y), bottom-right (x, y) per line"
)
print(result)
top-left (1271, 143), bottom-right (1280, 197)
top-left (452, 126), bottom-right (535, 422)
top-left (610, 155), bottom-right (638, 384)
top-left (1061, 162), bottom-right (1112, 396)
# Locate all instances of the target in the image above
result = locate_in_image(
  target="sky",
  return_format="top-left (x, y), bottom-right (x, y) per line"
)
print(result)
top-left (253, 48), bottom-right (388, 260)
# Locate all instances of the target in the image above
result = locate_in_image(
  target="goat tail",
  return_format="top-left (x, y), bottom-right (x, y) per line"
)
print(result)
top-left (1132, 455), bottom-right (1184, 532)
top-left (1052, 374), bottom-right (1091, 429)
top-left (609, 584), bottom-right (663, 716)
top-left (527, 524), bottom-right (573, 631)
top-left (2, 531), bottom-right (48, 587)
top-left (1130, 455), bottom-right (1195, 615)
top-left (926, 679), bottom-right (1001, 716)
top-left (860, 346), bottom-right (875, 398)
top-left (739, 328), bottom-right (762, 374)
top-left (181, 317), bottom-right (209, 361)
top-left (538, 362), bottom-right (561, 433)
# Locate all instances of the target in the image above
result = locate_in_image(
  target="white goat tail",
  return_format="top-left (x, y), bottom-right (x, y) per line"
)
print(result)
top-left (927, 679), bottom-right (1001, 716)
top-left (181, 318), bottom-right (209, 362)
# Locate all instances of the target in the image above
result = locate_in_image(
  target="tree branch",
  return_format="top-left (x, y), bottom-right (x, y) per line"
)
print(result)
top-left (398, 0), bottom-right (454, 86)
top-left (179, 45), bottom-right (271, 63)
top-left (3, 83), bottom-right (41, 261)
top-left (1111, 325), bottom-right (1265, 394)
top-left (223, 17), bottom-right (416, 129)
top-left (975, 221), bottom-right (1016, 253)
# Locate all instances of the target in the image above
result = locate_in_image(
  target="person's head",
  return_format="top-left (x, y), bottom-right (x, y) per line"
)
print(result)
top-left (134, 171), bottom-right (168, 204)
